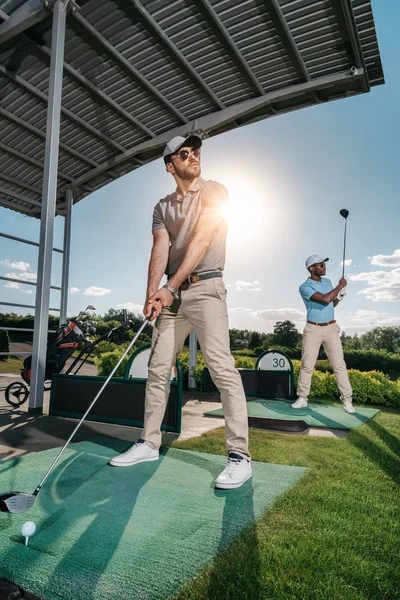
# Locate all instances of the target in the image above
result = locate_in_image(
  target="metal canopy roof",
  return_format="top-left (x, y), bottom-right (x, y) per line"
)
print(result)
top-left (0, 0), bottom-right (384, 218)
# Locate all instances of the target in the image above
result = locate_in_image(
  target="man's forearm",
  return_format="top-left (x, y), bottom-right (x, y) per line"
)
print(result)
top-left (323, 284), bottom-right (343, 304)
top-left (146, 246), bottom-right (169, 299)
top-left (168, 235), bottom-right (209, 289)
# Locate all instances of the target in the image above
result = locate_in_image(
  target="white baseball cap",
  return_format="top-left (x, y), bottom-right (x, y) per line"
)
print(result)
top-left (305, 255), bottom-right (329, 269)
top-left (163, 134), bottom-right (202, 161)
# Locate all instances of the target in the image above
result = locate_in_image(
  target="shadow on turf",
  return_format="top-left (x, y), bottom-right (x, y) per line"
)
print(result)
top-left (205, 483), bottom-right (262, 600)
top-left (349, 418), bottom-right (400, 485)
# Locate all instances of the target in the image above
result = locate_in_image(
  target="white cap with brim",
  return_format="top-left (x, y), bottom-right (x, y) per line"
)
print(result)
top-left (163, 134), bottom-right (202, 160)
top-left (305, 255), bottom-right (329, 269)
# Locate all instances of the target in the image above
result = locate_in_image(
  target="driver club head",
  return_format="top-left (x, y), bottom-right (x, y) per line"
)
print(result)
top-left (0, 492), bottom-right (36, 514)
top-left (340, 209), bottom-right (349, 219)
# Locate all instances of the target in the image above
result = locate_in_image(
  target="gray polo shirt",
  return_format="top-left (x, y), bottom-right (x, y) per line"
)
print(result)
top-left (152, 177), bottom-right (228, 276)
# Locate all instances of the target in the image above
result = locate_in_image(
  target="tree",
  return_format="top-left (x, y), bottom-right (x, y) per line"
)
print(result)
top-left (272, 320), bottom-right (300, 348)
top-left (248, 331), bottom-right (262, 350)
top-left (360, 326), bottom-right (400, 353)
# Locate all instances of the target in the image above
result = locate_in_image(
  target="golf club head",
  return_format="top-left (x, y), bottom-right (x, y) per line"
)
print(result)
top-left (85, 305), bottom-right (96, 311)
top-left (340, 209), bottom-right (349, 219)
top-left (0, 492), bottom-right (36, 514)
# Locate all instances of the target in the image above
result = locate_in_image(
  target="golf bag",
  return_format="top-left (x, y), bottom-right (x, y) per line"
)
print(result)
top-left (21, 320), bottom-right (86, 384)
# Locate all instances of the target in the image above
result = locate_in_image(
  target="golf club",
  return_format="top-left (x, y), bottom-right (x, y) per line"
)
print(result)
top-left (0, 316), bottom-right (150, 514)
top-left (339, 208), bottom-right (349, 278)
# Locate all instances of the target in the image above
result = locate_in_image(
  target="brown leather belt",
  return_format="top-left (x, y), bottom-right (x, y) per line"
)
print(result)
top-left (187, 271), bottom-right (222, 284)
top-left (307, 320), bottom-right (336, 327)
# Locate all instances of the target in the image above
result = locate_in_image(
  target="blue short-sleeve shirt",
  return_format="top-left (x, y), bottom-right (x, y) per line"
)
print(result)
top-left (299, 277), bottom-right (334, 323)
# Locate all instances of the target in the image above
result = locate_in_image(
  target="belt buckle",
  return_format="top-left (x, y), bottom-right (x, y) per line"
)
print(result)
top-left (188, 275), bottom-right (200, 284)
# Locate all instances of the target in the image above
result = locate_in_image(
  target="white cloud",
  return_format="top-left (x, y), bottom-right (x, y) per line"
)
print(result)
top-left (235, 280), bottom-right (262, 292)
top-left (6, 271), bottom-right (37, 281)
top-left (370, 249), bottom-right (400, 267)
top-left (84, 286), bottom-right (111, 297)
top-left (1, 259), bottom-right (31, 271)
top-left (21, 289), bottom-right (33, 295)
top-left (4, 281), bottom-right (20, 289)
top-left (69, 287), bottom-right (79, 293)
top-left (340, 259), bottom-right (352, 267)
top-left (229, 306), bottom-right (305, 321)
top-left (341, 310), bottom-right (400, 332)
top-left (253, 308), bottom-right (305, 322)
top-left (349, 268), bottom-right (400, 302)
top-left (116, 302), bottom-right (143, 313)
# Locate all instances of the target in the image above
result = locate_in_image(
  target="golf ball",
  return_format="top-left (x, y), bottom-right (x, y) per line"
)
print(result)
top-left (21, 521), bottom-right (36, 537)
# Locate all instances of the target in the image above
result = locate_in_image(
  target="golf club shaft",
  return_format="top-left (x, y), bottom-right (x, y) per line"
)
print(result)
top-left (342, 219), bottom-right (347, 278)
top-left (33, 317), bottom-right (150, 495)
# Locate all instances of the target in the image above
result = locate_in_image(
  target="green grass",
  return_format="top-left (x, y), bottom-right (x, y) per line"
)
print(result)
top-left (0, 357), bottom-right (23, 373)
top-left (170, 408), bottom-right (400, 600)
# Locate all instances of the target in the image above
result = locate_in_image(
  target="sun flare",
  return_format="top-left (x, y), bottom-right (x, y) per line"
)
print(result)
top-left (222, 178), bottom-right (267, 243)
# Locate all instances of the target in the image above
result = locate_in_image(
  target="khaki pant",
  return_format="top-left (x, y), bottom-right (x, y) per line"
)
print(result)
top-left (142, 277), bottom-right (250, 459)
top-left (297, 321), bottom-right (352, 402)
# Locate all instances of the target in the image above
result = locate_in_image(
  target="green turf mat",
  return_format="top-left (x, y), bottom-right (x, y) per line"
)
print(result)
top-left (0, 440), bottom-right (306, 600)
top-left (205, 399), bottom-right (380, 430)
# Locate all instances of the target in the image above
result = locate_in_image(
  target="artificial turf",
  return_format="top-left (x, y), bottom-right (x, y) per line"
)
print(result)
top-left (0, 439), bottom-right (306, 600)
top-left (205, 399), bottom-right (380, 429)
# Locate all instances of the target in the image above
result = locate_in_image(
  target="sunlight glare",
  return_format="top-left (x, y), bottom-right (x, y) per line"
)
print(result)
top-left (223, 178), bottom-right (268, 243)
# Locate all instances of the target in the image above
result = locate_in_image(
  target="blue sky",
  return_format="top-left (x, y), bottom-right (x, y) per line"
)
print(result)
top-left (1, 0), bottom-right (399, 335)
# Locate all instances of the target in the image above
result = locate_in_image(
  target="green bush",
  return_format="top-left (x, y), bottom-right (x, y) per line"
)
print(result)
top-left (292, 359), bottom-right (400, 407)
top-left (262, 345), bottom-right (302, 359)
top-left (235, 356), bottom-right (256, 369)
top-left (0, 329), bottom-right (10, 362)
top-left (343, 349), bottom-right (400, 372)
top-left (96, 347), bottom-right (400, 408)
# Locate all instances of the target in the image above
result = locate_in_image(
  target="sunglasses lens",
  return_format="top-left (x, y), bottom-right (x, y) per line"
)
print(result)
top-left (177, 148), bottom-right (200, 160)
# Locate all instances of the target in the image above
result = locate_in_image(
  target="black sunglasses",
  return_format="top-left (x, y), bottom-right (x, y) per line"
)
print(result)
top-left (172, 147), bottom-right (201, 161)
top-left (314, 262), bottom-right (326, 267)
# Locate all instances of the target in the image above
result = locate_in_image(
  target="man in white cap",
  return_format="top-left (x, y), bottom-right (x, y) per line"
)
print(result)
top-left (291, 255), bottom-right (355, 413)
top-left (110, 134), bottom-right (252, 488)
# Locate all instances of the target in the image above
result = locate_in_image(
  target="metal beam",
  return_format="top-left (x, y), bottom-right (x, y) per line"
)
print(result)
top-left (0, 0), bottom-right (50, 45)
top-left (0, 106), bottom-right (120, 179)
top-left (338, 0), bottom-right (369, 92)
top-left (127, 0), bottom-right (224, 109)
top-left (0, 231), bottom-right (63, 252)
top-left (0, 275), bottom-right (61, 291)
top-left (265, 0), bottom-right (310, 82)
top-left (0, 301), bottom-right (59, 311)
top-left (39, 44), bottom-right (155, 139)
top-left (0, 172), bottom-right (42, 195)
top-left (69, 69), bottom-right (364, 188)
top-left (0, 186), bottom-right (42, 207)
top-left (0, 197), bottom-right (36, 214)
top-left (0, 140), bottom-right (73, 184)
top-left (188, 329), bottom-right (197, 390)
top-left (29, 0), bottom-right (66, 414)
top-left (72, 11), bottom-right (188, 124)
top-left (60, 188), bottom-right (72, 324)
top-left (198, 0), bottom-right (265, 95)
top-left (0, 64), bottom-right (126, 153)
top-left (0, 9), bottom-right (152, 141)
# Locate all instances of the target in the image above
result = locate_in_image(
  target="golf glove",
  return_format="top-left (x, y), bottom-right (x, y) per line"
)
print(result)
top-left (336, 286), bottom-right (347, 302)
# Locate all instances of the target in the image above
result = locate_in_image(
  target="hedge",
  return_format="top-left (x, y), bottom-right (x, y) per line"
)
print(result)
top-left (291, 359), bottom-right (400, 408)
top-left (96, 348), bottom-right (400, 408)
top-left (0, 330), bottom-right (10, 362)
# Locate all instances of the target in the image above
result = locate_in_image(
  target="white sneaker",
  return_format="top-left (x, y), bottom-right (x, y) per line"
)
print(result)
top-left (291, 397), bottom-right (308, 409)
top-left (214, 453), bottom-right (252, 489)
top-left (343, 401), bottom-right (356, 414)
top-left (109, 440), bottom-right (159, 467)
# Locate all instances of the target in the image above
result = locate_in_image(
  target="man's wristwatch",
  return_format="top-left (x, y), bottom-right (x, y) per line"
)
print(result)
top-left (163, 283), bottom-right (180, 300)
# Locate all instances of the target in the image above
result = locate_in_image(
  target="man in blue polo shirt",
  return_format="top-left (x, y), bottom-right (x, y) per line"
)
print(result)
top-left (292, 254), bottom-right (355, 414)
